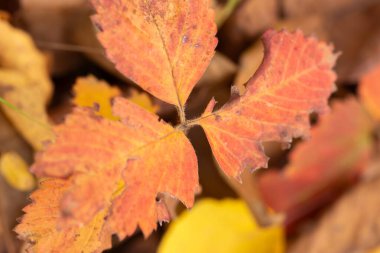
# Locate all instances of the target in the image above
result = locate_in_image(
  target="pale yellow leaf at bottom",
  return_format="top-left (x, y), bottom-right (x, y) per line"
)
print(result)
top-left (0, 152), bottom-right (35, 191)
top-left (158, 199), bottom-right (285, 253)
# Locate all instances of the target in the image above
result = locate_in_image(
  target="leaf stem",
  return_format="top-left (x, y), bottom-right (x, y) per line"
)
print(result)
top-left (177, 105), bottom-right (186, 125)
top-left (215, 0), bottom-right (241, 27)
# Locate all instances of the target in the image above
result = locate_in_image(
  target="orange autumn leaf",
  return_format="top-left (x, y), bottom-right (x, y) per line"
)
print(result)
top-left (197, 30), bottom-right (337, 179)
top-left (359, 64), bottom-right (380, 121)
top-left (27, 97), bottom-right (198, 240)
top-left (92, 0), bottom-right (217, 108)
top-left (16, 1), bottom-right (338, 251)
top-left (15, 178), bottom-right (112, 253)
top-left (258, 98), bottom-right (374, 222)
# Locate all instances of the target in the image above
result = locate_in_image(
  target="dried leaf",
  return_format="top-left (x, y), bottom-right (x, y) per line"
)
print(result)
top-left (158, 199), bottom-right (285, 253)
top-left (0, 152), bottom-right (35, 191)
top-left (289, 177), bottom-right (380, 253)
top-left (0, 20), bottom-right (53, 150)
top-left (15, 178), bottom-right (112, 253)
top-left (198, 30), bottom-right (337, 179)
top-left (259, 98), bottom-right (374, 220)
top-left (92, 0), bottom-right (217, 107)
top-left (283, 0), bottom-right (376, 17)
top-left (359, 64), bottom-right (380, 121)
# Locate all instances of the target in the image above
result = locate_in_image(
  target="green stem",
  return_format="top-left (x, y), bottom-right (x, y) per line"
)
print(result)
top-left (0, 97), bottom-right (52, 131)
top-left (215, 0), bottom-right (241, 27)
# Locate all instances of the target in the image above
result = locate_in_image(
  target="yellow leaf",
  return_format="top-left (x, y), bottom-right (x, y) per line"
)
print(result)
top-left (158, 199), bottom-right (285, 253)
top-left (73, 75), bottom-right (121, 120)
top-left (0, 20), bottom-right (53, 150)
top-left (128, 89), bottom-right (159, 113)
top-left (0, 152), bottom-right (35, 191)
top-left (73, 76), bottom-right (158, 120)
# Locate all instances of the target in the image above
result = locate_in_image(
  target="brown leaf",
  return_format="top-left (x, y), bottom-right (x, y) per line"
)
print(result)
top-left (289, 176), bottom-right (380, 253)
top-left (259, 98), bottom-right (374, 224)
top-left (283, 0), bottom-right (377, 17)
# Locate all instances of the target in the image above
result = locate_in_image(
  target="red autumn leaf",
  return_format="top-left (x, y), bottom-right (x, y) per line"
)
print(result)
top-left (92, 0), bottom-right (217, 108)
top-left (16, 1), bottom-right (338, 252)
top-left (197, 30), bottom-right (337, 179)
top-left (34, 98), bottom-right (197, 235)
top-left (258, 98), bottom-right (374, 224)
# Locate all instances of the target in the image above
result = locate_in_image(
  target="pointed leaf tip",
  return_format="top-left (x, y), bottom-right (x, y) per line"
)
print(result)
top-left (199, 29), bottom-right (337, 179)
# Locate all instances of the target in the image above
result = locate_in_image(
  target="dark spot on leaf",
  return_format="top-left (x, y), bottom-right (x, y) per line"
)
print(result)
top-left (295, 114), bottom-right (303, 123)
top-left (279, 129), bottom-right (288, 138)
top-left (215, 115), bottom-right (222, 122)
top-left (182, 35), bottom-right (188, 44)
top-left (93, 102), bottom-right (100, 112)
top-left (93, 22), bottom-right (103, 32)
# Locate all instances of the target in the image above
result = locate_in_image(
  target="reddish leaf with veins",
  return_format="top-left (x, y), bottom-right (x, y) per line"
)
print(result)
top-left (197, 30), bottom-right (337, 179)
top-left (258, 98), bottom-right (374, 223)
top-left (92, 0), bottom-right (217, 107)
top-left (27, 98), bottom-right (198, 240)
